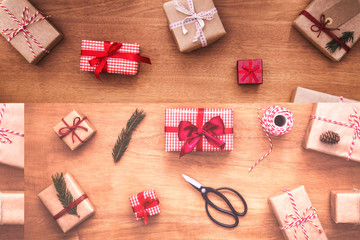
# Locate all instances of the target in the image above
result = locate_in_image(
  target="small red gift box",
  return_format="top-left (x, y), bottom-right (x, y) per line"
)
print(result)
top-left (80, 40), bottom-right (151, 80)
top-left (129, 190), bottom-right (160, 225)
top-left (165, 108), bottom-right (233, 156)
top-left (237, 59), bottom-right (263, 84)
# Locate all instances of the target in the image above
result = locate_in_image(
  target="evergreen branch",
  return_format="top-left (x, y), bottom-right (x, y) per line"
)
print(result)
top-left (326, 31), bottom-right (354, 54)
top-left (112, 109), bottom-right (146, 163)
top-left (52, 173), bottom-right (79, 217)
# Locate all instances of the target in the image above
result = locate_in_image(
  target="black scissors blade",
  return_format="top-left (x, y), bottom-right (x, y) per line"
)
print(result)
top-left (182, 174), bottom-right (203, 191)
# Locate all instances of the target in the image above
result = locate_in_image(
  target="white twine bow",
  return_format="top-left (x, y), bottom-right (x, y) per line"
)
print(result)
top-left (170, 0), bottom-right (217, 46)
top-left (0, 3), bottom-right (50, 58)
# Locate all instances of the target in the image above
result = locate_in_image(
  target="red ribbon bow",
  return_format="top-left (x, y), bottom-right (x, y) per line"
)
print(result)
top-left (178, 116), bottom-right (226, 157)
top-left (83, 41), bottom-right (151, 80)
top-left (310, 14), bottom-right (340, 38)
top-left (134, 194), bottom-right (160, 225)
top-left (300, 10), bottom-right (350, 52)
top-left (58, 117), bottom-right (88, 143)
top-left (240, 65), bottom-right (261, 83)
top-left (0, 4), bottom-right (50, 58)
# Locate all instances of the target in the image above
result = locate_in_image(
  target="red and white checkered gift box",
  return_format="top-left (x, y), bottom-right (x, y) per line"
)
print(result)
top-left (129, 190), bottom-right (160, 224)
top-left (165, 108), bottom-right (234, 152)
top-left (80, 40), bottom-right (143, 75)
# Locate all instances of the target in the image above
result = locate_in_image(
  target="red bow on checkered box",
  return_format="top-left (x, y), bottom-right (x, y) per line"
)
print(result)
top-left (80, 40), bottom-right (151, 80)
top-left (129, 190), bottom-right (160, 225)
top-left (165, 108), bottom-right (234, 156)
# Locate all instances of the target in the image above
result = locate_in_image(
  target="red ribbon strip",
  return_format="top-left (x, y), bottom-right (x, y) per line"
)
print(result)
top-left (300, 10), bottom-right (350, 52)
top-left (238, 60), bottom-right (262, 84)
top-left (53, 194), bottom-right (88, 220)
top-left (81, 41), bottom-right (151, 80)
top-left (58, 116), bottom-right (88, 143)
top-left (133, 193), bottom-right (160, 225)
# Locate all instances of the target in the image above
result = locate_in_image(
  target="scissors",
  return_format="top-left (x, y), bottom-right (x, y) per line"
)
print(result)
top-left (182, 174), bottom-right (247, 228)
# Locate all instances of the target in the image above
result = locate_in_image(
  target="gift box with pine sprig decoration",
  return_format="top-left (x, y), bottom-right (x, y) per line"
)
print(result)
top-left (293, 0), bottom-right (360, 61)
top-left (38, 172), bottom-right (95, 233)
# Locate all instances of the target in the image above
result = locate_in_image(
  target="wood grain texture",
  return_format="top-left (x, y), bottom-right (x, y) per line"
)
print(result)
top-left (0, 0), bottom-right (360, 103)
top-left (25, 103), bottom-right (360, 240)
top-left (0, 160), bottom-right (24, 240)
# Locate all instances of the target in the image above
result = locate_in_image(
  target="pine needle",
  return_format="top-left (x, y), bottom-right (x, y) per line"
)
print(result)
top-left (112, 109), bottom-right (146, 163)
top-left (326, 31), bottom-right (354, 53)
top-left (52, 173), bottom-right (79, 217)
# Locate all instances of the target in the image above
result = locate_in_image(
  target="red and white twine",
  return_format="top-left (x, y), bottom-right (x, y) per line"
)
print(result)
top-left (280, 189), bottom-right (323, 240)
top-left (169, 0), bottom-right (217, 47)
top-left (310, 107), bottom-right (360, 161)
top-left (249, 106), bottom-right (294, 172)
top-left (0, 3), bottom-right (49, 58)
top-left (0, 104), bottom-right (24, 144)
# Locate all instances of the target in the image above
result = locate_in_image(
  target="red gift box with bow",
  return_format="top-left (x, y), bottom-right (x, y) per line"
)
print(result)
top-left (165, 108), bottom-right (233, 156)
top-left (129, 190), bottom-right (160, 225)
top-left (237, 59), bottom-right (263, 85)
top-left (80, 40), bottom-right (151, 80)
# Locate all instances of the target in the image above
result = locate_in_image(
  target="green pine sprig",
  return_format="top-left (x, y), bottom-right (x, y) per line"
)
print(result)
top-left (326, 31), bottom-right (354, 53)
top-left (112, 109), bottom-right (146, 163)
top-left (52, 173), bottom-right (79, 218)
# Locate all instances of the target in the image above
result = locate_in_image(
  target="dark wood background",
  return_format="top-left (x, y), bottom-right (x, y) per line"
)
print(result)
top-left (0, 0), bottom-right (359, 103)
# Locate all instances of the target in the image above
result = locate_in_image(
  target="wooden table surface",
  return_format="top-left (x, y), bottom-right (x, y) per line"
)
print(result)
top-left (0, 162), bottom-right (24, 240)
top-left (25, 103), bottom-right (360, 240)
top-left (1, 0), bottom-right (360, 103)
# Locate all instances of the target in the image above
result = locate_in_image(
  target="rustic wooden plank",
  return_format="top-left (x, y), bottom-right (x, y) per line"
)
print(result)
top-left (0, 0), bottom-right (359, 103)
top-left (25, 103), bottom-right (360, 239)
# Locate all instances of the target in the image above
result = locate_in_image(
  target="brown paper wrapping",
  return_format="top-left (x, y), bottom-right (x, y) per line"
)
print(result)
top-left (53, 110), bottom-right (96, 151)
top-left (0, 103), bottom-right (24, 169)
top-left (330, 190), bottom-right (360, 224)
top-left (38, 173), bottom-right (95, 233)
top-left (0, 192), bottom-right (24, 225)
top-left (293, 0), bottom-right (360, 61)
top-left (163, 0), bottom-right (226, 52)
top-left (269, 186), bottom-right (327, 240)
top-left (304, 103), bottom-right (360, 162)
top-left (0, 0), bottom-right (62, 64)
top-left (291, 87), bottom-right (358, 103)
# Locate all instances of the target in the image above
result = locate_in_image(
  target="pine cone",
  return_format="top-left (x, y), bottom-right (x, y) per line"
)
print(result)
top-left (320, 131), bottom-right (340, 144)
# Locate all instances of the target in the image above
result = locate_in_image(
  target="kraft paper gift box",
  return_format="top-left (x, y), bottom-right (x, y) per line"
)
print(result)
top-left (293, 0), bottom-right (360, 61)
top-left (269, 186), bottom-right (327, 240)
top-left (0, 103), bottom-right (24, 169)
top-left (38, 173), bottom-right (95, 233)
top-left (129, 190), bottom-right (160, 225)
top-left (0, 192), bottom-right (24, 225)
top-left (291, 87), bottom-right (358, 103)
top-left (330, 190), bottom-right (360, 224)
top-left (304, 103), bottom-right (360, 162)
top-left (0, 0), bottom-right (62, 64)
top-left (53, 110), bottom-right (96, 151)
top-left (163, 0), bottom-right (226, 52)
top-left (165, 108), bottom-right (233, 156)
top-left (237, 59), bottom-right (263, 85)
top-left (80, 40), bottom-right (151, 80)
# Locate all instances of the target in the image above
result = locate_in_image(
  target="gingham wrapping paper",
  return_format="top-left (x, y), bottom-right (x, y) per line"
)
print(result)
top-left (165, 108), bottom-right (233, 152)
top-left (80, 40), bottom-right (140, 75)
top-left (129, 190), bottom-right (160, 220)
